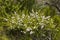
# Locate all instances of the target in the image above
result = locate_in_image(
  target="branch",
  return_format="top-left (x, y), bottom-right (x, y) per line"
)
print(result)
top-left (45, 2), bottom-right (60, 12)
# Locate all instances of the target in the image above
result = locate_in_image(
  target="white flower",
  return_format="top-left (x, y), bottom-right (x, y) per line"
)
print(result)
top-left (39, 23), bottom-right (45, 29)
top-left (33, 19), bottom-right (35, 21)
top-left (30, 13), bottom-right (34, 16)
top-left (17, 26), bottom-right (20, 28)
top-left (17, 17), bottom-right (20, 20)
top-left (18, 20), bottom-right (21, 23)
top-left (42, 34), bottom-right (45, 36)
top-left (4, 18), bottom-right (8, 21)
top-left (41, 25), bottom-right (44, 29)
top-left (33, 26), bottom-right (37, 29)
top-left (23, 31), bottom-right (26, 34)
top-left (14, 11), bottom-right (17, 15)
top-left (21, 31), bottom-right (23, 32)
top-left (16, 15), bottom-right (20, 20)
top-left (30, 31), bottom-right (34, 34)
top-left (26, 27), bottom-right (32, 31)
top-left (32, 9), bottom-right (34, 13)
top-left (56, 29), bottom-right (59, 31)
top-left (28, 22), bottom-right (32, 24)
top-left (28, 16), bottom-right (30, 19)
top-left (35, 14), bottom-right (39, 18)
top-left (45, 16), bottom-right (50, 19)
top-left (11, 20), bottom-right (15, 23)
top-left (41, 16), bottom-right (45, 19)
top-left (30, 13), bottom-right (35, 18)
top-left (39, 23), bottom-right (41, 25)
top-left (36, 12), bottom-right (38, 15)
top-left (20, 19), bottom-right (23, 22)
top-left (11, 16), bottom-right (15, 19)
top-left (41, 16), bottom-right (45, 22)
top-left (39, 23), bottom-right (45, 25)
top-left (24, 24), bottom-right (27, 27)
top-left (37, 23), bottom-right (39, 25)
top-left (41, 20), bottom-right (44, 22)
top-left (22, 14), bottom-right (25, 18)
top-left (30, 22), bottom-right (32, 23)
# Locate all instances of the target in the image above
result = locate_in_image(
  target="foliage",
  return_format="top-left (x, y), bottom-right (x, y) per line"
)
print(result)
top-left (0, 0), bottom-right (60, 40)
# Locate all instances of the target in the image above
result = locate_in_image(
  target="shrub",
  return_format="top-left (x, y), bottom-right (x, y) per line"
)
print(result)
top-left (0, 0), bottom-right (60, 40)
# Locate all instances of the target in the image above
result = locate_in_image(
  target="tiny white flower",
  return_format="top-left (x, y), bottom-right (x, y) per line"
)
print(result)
top-left (42, 34), bottom-right (45, 36)
top-left (4, 18), bottom-right (8, 21)
top-left (11, 20), bottom-right (15, 23)
top-left (30, 13), bottom-right (35, 18)
top-left (41, 16), bottom-right (45, 22)
top-left (30, 31), bottom-right (34, 34)
top-left (22, 14), bottom-right (25, 18)
top-left (16, 15), bottom-right (20, 20)
top-left (56, 29), bottom-right (59, 31)
top-left (28, 22), bottom-right (32, 24)
top-left (17, 26), bottom-right (20, 28)
top-left (30, 22), bottom-right (32, 23)
top-left (21, 31), bottom-right (23, 32)
top-left (18, 20), bottom-right (21, 23)
top-left (14, 11), bottom-right (17, 15)
top-left (45, 16), bottom-right (50, 19)
top-left (36, 12), bottom-right (38, 15)
top-left (32, 9), bottom-right (34, 13)
top-left (20, 19), bottom-right (23, 22)
top-left (41, 25), bottom-right (44, 29)
top-left (41, 16), bottom-right (45, 19)
top-left (39, 23), bottom-right (41, 25)
top-left (41, 20), bottom-right (44, 22)
top-left (30, 13), bottom-right (34, 16)
top-left (37, 23), bottom-right (39, 25)
top-left (33, 19), bottom-right (35, 21)
top-left (26, 27), bottom-right (32, 31)
top-left (23, 31), bottom-right (26, 34)
top-left (28, 16), bottom-right (30, 19)
top-left (40, 23), bottom-right (45, 26)
top-left (24, 24), bottom-right (27, 27)
top-left (11, 16), bottom-right (15, 19)
top-left (33, 26), bottom-right (36, 29)
top-left (47, 18), bottom-right (50, 20)
top-left (35, 14), bottom-right (39, 18)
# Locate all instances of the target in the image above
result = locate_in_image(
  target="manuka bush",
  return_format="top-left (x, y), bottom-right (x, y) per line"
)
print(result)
top-left (0, 0), bottom-right (60, 40)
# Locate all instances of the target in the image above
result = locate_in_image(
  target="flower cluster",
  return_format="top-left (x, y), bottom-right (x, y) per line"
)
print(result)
top-left (4, 10), bottom-right (55, 34)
